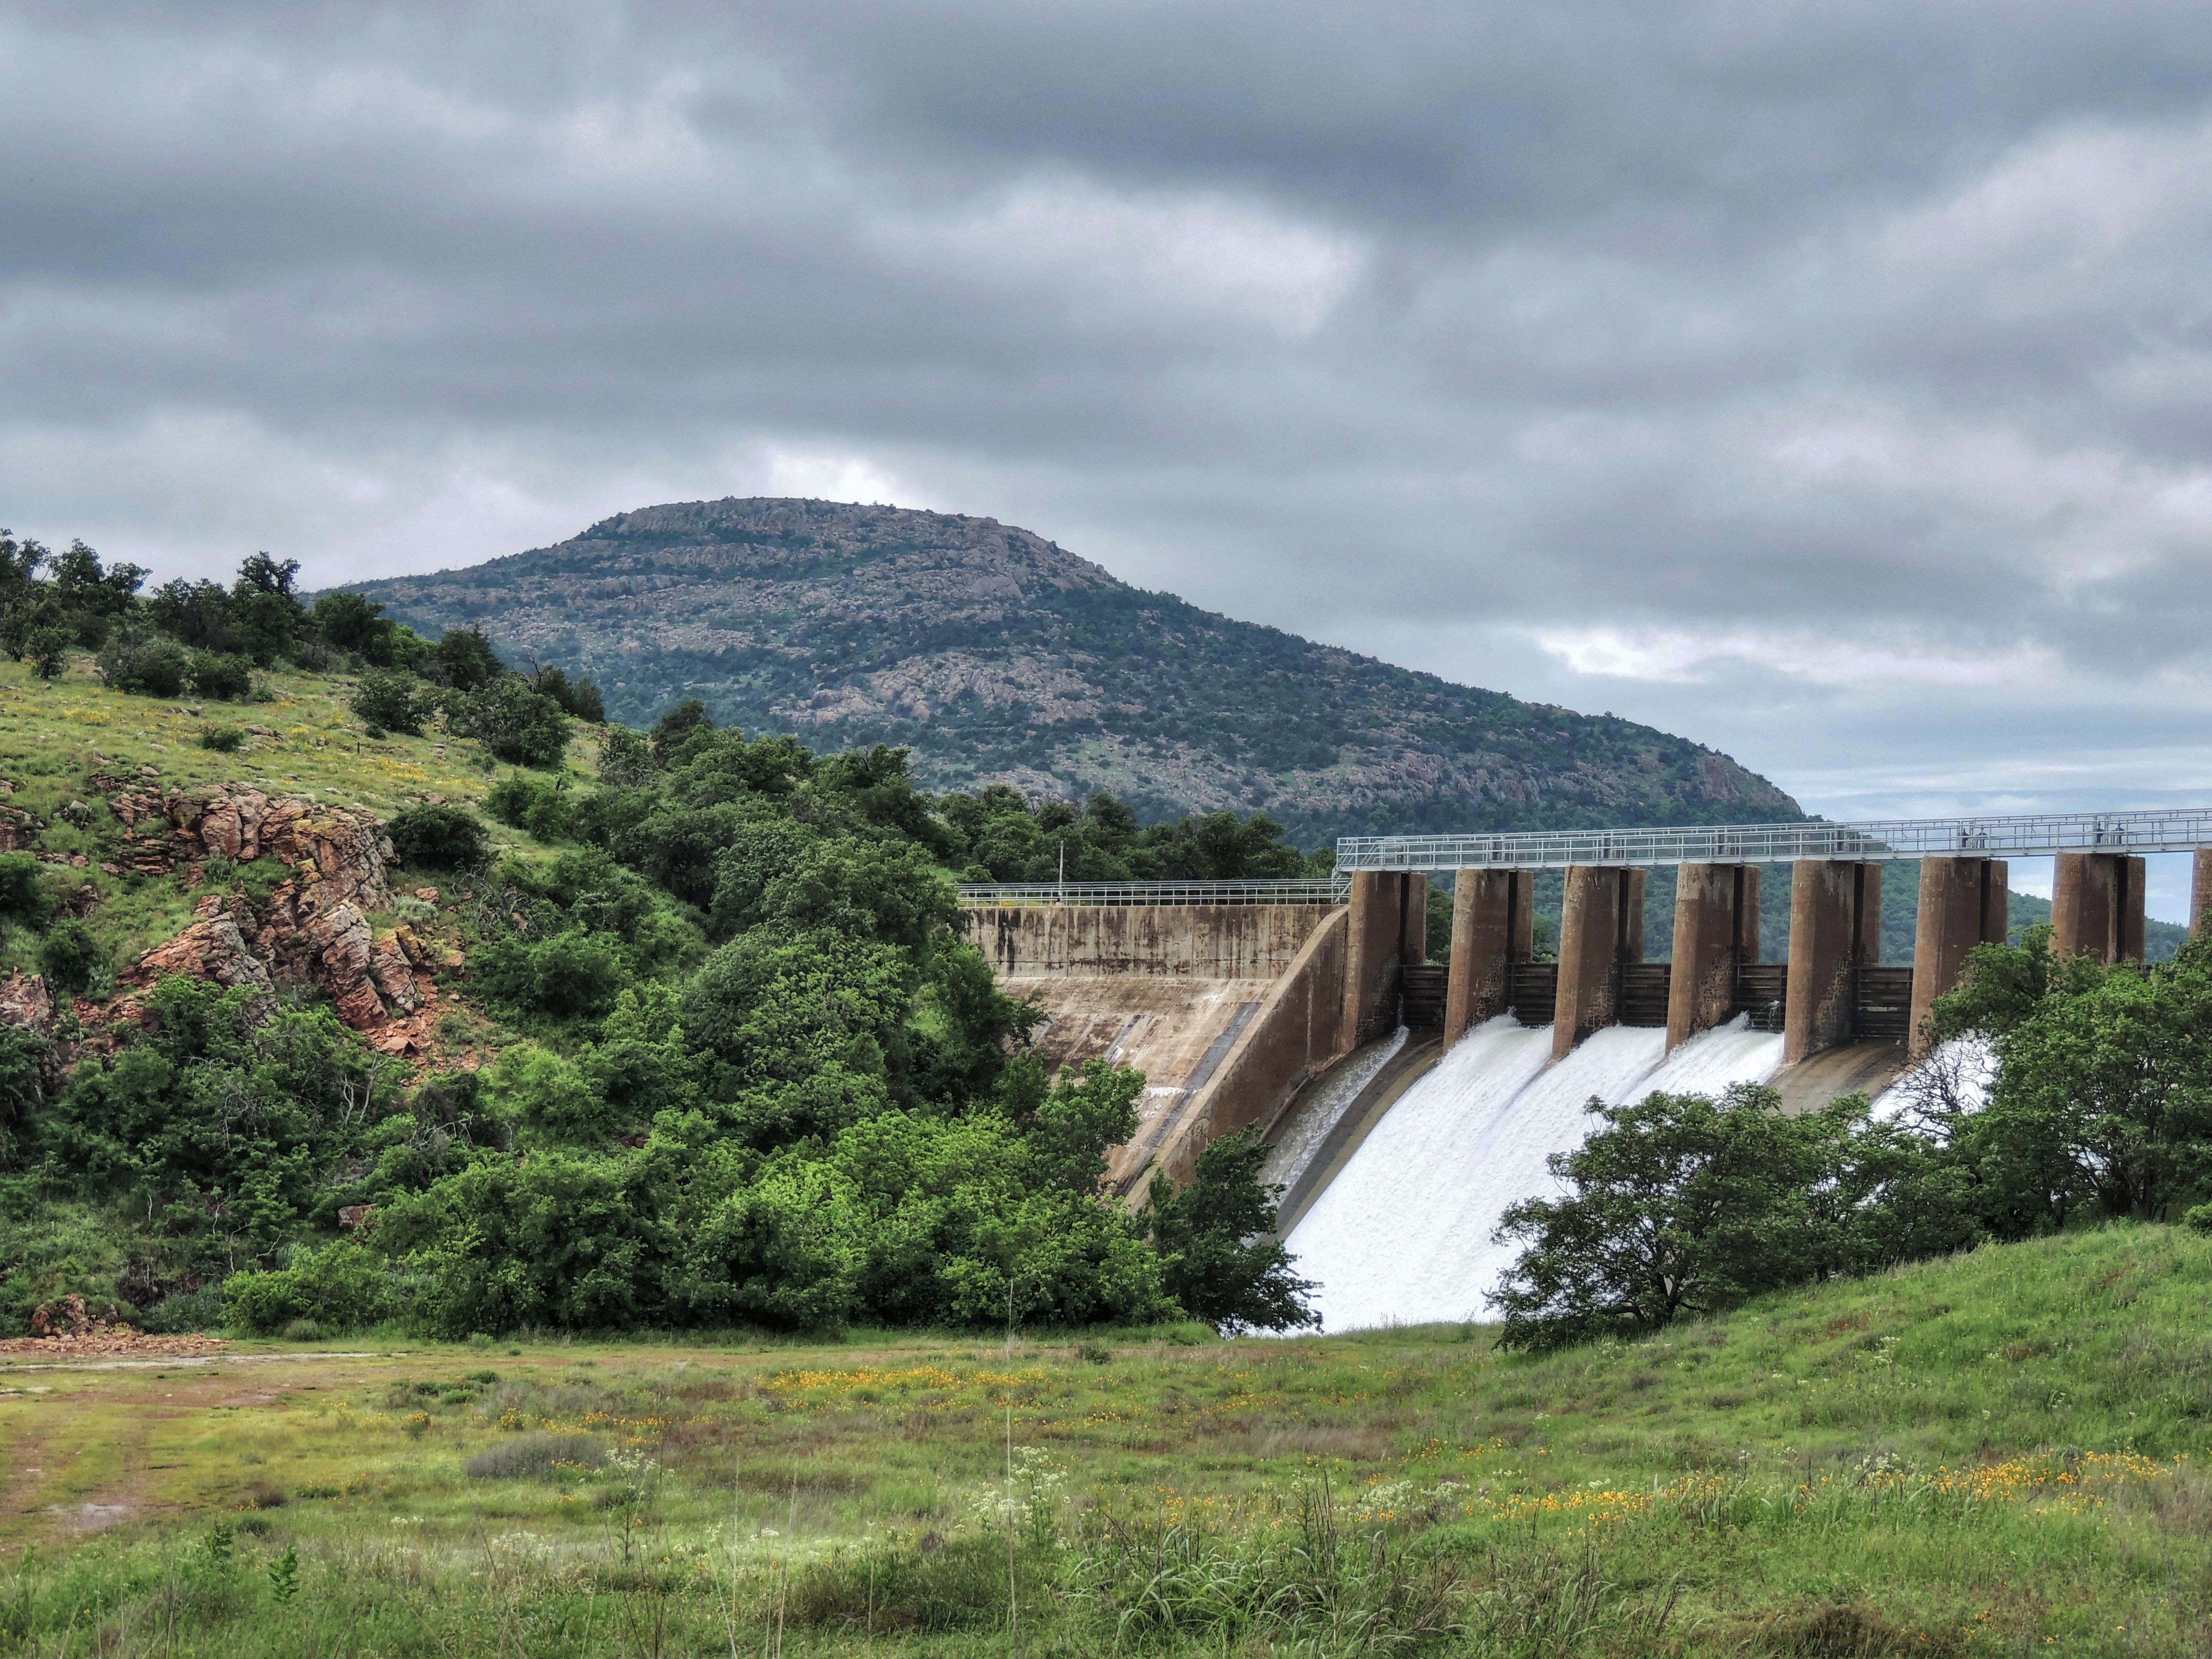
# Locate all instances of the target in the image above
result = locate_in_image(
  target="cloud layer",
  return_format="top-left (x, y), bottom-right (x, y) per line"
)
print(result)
top-left (7, 1), bottom-right (2212, 906)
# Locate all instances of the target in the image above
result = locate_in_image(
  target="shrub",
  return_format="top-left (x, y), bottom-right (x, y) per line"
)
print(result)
top-left (220, 1240), bottom-right (396, 1334)
top-left (138, 1283), bottom-right (222, 1334)
top-left (25, 627), bottom-right (69, 681)
top-left (351, 669), bottom-right (430, 737)
top-left (477, 930), bottom-right (625, 1022)
top-left (486, 771), bottom-right (574, 841)
top-left (2187, 1203), bottom-right (2212, 1235)
top-left (0, 854), bottom-right (53, 927)
top-left (449, 680), bottom-right (570, 768)
top-left (199, 725), bottom-right (246, 753)
top-left (387, 805), bottom-right (487, 871)
top-left (463, 1434), bottom-right (605, 1481)
top-left (597, 724), bottom-right (655, 787)
top-left (186, 651), bottom-right (255, 701)
top-left (95, 626), bottom-right (190, 697)
top-left (38, 920), bottom-right (101, 993)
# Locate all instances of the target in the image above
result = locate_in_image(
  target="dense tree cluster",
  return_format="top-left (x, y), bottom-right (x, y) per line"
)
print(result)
top-left (1493, 926), bottom-right (2212, 1350)
top-left (936, 781), bottom-right (1329, 882)
top-left (0, 693), bottom-right (1312, 1339)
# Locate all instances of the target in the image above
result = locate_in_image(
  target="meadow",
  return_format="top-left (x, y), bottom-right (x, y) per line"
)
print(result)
top-left (1, 1223), bottom-right (2209, 1656)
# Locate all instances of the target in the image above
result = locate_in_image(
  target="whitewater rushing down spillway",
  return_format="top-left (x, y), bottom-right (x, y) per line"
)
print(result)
top-left (1284, 1015), bottom-right (1785, 1332)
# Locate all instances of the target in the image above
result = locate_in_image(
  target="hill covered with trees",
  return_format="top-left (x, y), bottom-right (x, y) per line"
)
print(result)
top-left (339, 498), bottom-right (1802, 844)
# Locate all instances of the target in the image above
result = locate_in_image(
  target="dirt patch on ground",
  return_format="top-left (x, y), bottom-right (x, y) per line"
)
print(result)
top-left (0, 1332), bottom-right (228, 1360)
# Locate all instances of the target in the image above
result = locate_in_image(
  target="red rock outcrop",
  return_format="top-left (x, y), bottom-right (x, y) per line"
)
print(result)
top-left (95, 778), bottom-right (457, 1048)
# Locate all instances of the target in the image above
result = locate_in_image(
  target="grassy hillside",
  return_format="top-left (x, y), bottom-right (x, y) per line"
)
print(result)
top-left (0, 652), bottom-right (590, 986)
top-left (340, 497), bottom-right (1803, 844)
top-left (3, 1224), bottom-right (2210, 1653)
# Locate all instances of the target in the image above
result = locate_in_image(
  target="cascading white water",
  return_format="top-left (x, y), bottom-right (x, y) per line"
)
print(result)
top-left (1259, 1026), bottom-right (1409, 1198)
top-left (1285, 1014), bottom-right (1786, 1332)
top-left (1872, 1035), bottom-right (1996, 1120)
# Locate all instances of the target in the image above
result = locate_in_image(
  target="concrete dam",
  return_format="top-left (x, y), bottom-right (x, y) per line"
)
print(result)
top-left (963, 808), bottom-right (2212, 1330)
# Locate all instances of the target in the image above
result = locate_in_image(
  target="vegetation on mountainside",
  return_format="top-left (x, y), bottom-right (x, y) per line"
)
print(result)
top-left (6, 1225), bottom-right (2212, 1651)
top-left (340, 497), bottom-right (1803, 844)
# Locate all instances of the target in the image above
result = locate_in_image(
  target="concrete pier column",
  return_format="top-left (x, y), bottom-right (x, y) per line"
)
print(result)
top-left (1910, 857), bottom-right (2008, 1053)
top-left (1399, 874), bottom-right (1429, 966)
top-left (1553, 866), bottom-right (1647, 1059)
top-left (2052, 853), bottom-right (2147, 963)
top-left (1443, 869), bottom-right (1534, 1048)
top-left (1340, 871), bottom-right (1411, 1051)
top-left (1783, 861), bottom-right (1882, 1066)
top-left (1667, 863), bottom-right (1760, 1051)
top-left (2194, 850), bottom-right (2212, 938)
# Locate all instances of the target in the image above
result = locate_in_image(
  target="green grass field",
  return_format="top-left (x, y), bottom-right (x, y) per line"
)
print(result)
top-left (2, 1224), bottom-right (2209, 1655)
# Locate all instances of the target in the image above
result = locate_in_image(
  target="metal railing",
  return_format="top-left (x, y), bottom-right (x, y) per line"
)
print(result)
top-left (958, 878), bottom-right (1351, 908)
top-left (1335, 806), bottom-right (2212, 872)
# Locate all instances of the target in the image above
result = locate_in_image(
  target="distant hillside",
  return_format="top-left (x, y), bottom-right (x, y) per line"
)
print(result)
top-left (343, 498), bottom-right (1801, 842)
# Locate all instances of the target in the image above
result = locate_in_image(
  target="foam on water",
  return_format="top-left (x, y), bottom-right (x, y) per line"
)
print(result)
top-left (1286, 1014), bottom-right (1788, 1332)
top-left (1259, 1027), bottom-right (1409, 1198)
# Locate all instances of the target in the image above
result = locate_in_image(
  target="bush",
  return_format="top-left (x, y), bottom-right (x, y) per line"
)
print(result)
top-left (449, 680), bottom-right (570, 768)
top-left (38, 920), bottom-right (100, 993)
top-left (351, 669), bottom-right (430, 737)
top-left (463, 1434), bottom-right (605, 1481)
top-left (387, 805), bottom-right (487, 871)
top-left (598, 724), bottom-right (655, 787)
top-left (24, 627), bottom-right (68, 681)
top-left (219, 1240), bottom-right (396, 1334)
top-left (0, 854), bottom-right (53, 928)
top-left (2186, 1203), bottom-right (2212, 1236)
top-left (477, 930), bottom-right (626, 1022)
top-left (95, 626), bottom-right (190, 697)
top-left (199, 725), bottom-right (246, 753)
top-left (138, 1283), bottom-right (223, 1334)
top-left (186, 651), bottom-right (254, 701)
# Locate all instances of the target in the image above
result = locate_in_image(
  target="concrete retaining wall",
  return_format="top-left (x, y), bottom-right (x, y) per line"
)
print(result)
top-left (966, 904), bottom-right (1336, 980)
top-left (1147, 906), bottom-right (1354, 1190)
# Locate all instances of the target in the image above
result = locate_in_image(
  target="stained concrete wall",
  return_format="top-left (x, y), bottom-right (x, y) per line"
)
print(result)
top-left (1341, 873), bottom-right (1413, 1051)
top-left (1443, 869), bottom-right (1534, 1047)
top-left (968, 903), bottom-right (1335, 980)
top-left (1667, 863), bottom-right (1759, 1051)
top-left (2195, 851), bottom-right (2212, 938)
top-left (1783, 861), bottom-right (1882, 1066)
top-left (1554, 866), bottom-right (1647, 1058)
top-left (1910, 857), bottom-right (2007, 1054)
top-left (2051, 853), bottom-right (2146, 963)
top-left (1147, 906), bottom-right (1354, 1190)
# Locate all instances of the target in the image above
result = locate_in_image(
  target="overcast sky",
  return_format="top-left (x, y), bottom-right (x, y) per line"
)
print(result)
top-left (7, 1), bottom-right (2212, 913)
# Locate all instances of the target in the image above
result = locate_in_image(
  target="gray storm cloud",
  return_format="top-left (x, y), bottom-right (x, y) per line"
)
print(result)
top-left (6, 0), bottom-right (2212, 898)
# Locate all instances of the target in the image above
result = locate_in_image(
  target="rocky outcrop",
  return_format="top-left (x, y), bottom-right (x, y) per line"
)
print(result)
top-left (137, 908), bottom-right (276, 996)
top-left (96, 778), bottom-right (458, 1055)
top-left (0, 973), bottom-right (53, 1037)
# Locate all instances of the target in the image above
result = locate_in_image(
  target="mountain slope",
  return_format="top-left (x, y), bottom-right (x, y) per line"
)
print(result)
top-left (346, 498), bottom-right (1801, 841)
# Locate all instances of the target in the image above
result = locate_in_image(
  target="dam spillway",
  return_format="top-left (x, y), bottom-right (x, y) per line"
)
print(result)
top-left (1284, 1015), bottom-right (1784, 1332)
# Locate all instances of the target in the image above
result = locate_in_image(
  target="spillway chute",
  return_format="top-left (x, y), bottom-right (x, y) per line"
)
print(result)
top-left (1283, 1014), bottom-right (1787, 1333)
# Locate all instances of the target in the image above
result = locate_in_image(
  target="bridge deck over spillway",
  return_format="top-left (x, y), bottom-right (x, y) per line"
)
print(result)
top-left (1335, 806), bottom-right (2212, 871)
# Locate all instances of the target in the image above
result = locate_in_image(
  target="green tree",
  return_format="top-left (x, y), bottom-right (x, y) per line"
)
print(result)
top-left (448, 679), bottom-right (570, 767)
top-left (351, 669), bottom-right (430, 736)
top-left (1142, 1128), bottom-right (1318, 1333)
top-left (1491, 1086), bottom-right (1842, 1351)
top-left (427, 626), bottom-right (506, 691)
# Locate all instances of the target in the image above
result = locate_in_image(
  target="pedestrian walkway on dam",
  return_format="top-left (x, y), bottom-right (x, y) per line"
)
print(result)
top-left (959, 805), bottom-right (2212, 1199)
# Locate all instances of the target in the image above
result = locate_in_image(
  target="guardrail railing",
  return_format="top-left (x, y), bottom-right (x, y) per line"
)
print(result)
top-left (1335, 807), bottom-right (2212, 872)
top-left (959, 878), bottom-right (1351, 907)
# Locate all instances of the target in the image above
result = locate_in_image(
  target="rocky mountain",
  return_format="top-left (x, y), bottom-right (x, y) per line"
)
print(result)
top-left (344, 498), bottom-right (1801, 842)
